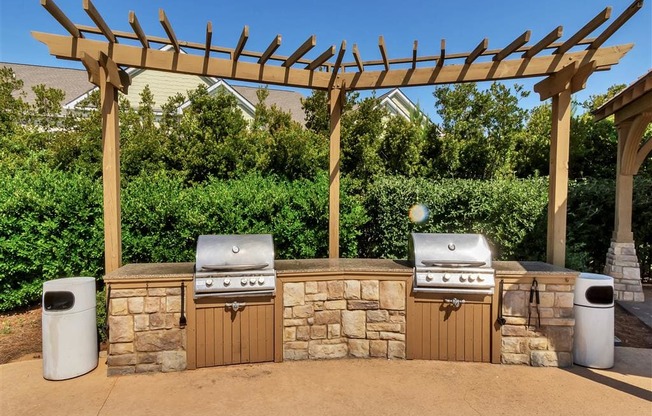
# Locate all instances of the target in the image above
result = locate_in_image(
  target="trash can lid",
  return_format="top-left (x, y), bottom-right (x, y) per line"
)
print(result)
top-left (578, 272), bottom-right (614, 281)
top-left (42, 277), bottom-right (97, 312)
top-left (575, 273), bottom-right (614, 307)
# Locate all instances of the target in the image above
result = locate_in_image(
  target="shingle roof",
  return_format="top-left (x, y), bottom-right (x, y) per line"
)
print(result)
top-left (2, 62), bottom-right (308, 125)
top-left (231, 84), bottom-right (306, 126)
top-left (2, 62), bottom-right (92, 107)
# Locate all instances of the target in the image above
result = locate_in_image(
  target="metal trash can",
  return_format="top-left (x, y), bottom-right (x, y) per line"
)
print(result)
top-left (42, 277), bottom-right (98, 380)
top-left (573, 273), bottom-right (614, 369)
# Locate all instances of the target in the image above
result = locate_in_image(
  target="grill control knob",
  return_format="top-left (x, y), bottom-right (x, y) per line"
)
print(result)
top-left (442, 274), bottom-right (450, 282)
top-left (258, 277), bottom-right (265, 285)
top-left (206, 279), bottom-right (213, 287)
top-left (223, 278), bottom-right (231, 286)
top-left (425, 273), bottom-right (434, 282)
top-left (459, 275), bottom-right (467, 282)
top-left (241, 278), bottom-right (248, 286)
top-left (477, 275), bottom-right (485, 282)
top-left (250, 277), bottom-right (257, 285)
top-left (468, 274), bottom-right (475, 282)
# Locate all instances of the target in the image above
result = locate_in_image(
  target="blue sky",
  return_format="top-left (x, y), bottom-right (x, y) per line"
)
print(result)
top-left (1, 0), bottom-right (650, 119)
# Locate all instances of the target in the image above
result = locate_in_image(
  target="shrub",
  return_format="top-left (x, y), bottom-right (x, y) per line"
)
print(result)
top-left (361, 176), bottom-right (549, 260)
top-left (0, 166), bottom-right (104, 311)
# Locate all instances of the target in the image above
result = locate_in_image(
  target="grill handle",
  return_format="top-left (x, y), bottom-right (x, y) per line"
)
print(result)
top-left (444, 298), bottom-right (466, 308)
top-left (226, 301), bottom-right (246, 311)
top-left (421, 260), bottom-right (486, 268)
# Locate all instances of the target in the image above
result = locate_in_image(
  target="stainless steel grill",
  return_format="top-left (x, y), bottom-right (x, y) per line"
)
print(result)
top-left (194, 234), bottom-right (276, 299)
top-left (409, 233), bottom-right (495, 295)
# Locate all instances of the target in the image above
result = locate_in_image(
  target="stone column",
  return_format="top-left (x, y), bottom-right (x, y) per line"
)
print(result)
top-left (604, 242), bottom-right (644, 302)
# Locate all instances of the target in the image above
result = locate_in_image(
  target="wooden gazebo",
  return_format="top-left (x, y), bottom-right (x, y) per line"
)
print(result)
top-left (593, 70), bottom-right (651, 302)
top-left (33, 0), bottom-right (644, 273)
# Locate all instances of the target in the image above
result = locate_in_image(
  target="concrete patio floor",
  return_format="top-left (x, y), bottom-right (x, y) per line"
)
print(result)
top-left (1, 347), bottom-right (650, 416)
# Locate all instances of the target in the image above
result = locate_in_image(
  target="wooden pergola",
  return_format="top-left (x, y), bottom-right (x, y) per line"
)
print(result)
top-left (33, 0), bottom-right (643, 273)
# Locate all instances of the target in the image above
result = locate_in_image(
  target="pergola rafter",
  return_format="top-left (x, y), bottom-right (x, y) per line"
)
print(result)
top-left (32, 0), bottom-right (644, 270)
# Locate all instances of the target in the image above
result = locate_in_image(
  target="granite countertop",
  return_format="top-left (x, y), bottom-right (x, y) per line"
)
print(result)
top-left (104, 259), bottom-right (578, 282)
top-left (104, 262), bottom-right (194, 282)
top-left (276, 258), bottom-right (412, 274)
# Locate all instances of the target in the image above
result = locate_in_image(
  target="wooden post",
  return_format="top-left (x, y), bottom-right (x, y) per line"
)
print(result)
top-left (613, 122), bottom-right (635, 243)
top-left (328, 87), bottom-right (344, 258)
top-left (546, 88), bottom-right (571, 266)
top-left (100, 68), bottom-right (122, 273)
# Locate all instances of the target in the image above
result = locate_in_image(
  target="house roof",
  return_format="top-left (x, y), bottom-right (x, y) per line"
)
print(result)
top-left (2, 61), bottom-right (307, 125)
top-left (2, 62), bottom-right (92, 107)
top-left (231, 84), bottom-right (306, 125)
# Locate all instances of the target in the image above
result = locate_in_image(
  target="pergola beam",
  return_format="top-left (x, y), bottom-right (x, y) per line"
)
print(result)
top-left (494, 30), bottom-right (530, 62)
top-left (352, 44), bottom-right (364, 72)
top-left (465, 38), bottom-right (489, 65)
top-left (554, 7), bottom-right (611, 55)
top-left (379, 36), bottom-right (390, 71)
top-left (40, 0), bottom-right (83, 38)
top-left (33, 32), bottom-right (632, 91)
top-left (128, 11), bottom-right (149, 48)
top-left (159, 9), bottom-right (180, 52)
top-left (259, 35), bottom-right (282, 65)
top-left (283, 35), bottom-right (316, 68)
top-left (589, 0), bottom-right (644, 50)
top-left (233, 26), bottom-right (249, 62)
top-left (328, 41), bottom-right (347, 89)
top-left (437, 39), bottom-right (446, 67)
top-left (307, 45), bottom-right (336, 71)
top-left (523, 26), bottom-right (563, 59)
top-left (204, 22), bottom-right (213, 59)
top-left (83, 0), bottom-right (116, 43)
top-left (412, 41), bottom-right (418, 70)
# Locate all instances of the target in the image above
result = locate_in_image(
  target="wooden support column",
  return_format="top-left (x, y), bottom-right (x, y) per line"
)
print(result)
top-left (328, 86), bottom-right (344, 258)
top-left (547, 88), bottom-right (571, 266)
top-left (100, 68), bottom-right (122, 273)
top-left (82, 52), bottom-right (130, 273)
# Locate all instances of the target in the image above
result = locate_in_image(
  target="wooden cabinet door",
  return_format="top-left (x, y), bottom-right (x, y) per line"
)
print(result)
top-left (189, 296), bottom-right (274, 368)
top-left (407, 293), bottom-right (492, 362)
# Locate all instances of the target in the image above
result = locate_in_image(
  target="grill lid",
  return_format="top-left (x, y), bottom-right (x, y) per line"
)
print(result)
top-left (195, 234), bottom-right (275, 273)
top-left (409, 233), bottom-right (492, 268)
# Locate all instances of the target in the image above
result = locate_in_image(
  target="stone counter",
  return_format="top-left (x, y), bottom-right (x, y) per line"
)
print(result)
top-left (103, 260), bottom-right (578, 374)
top-left (276, 261), bottom-right (411, 361)
top-left (494, 262), bottom-right (578, 367)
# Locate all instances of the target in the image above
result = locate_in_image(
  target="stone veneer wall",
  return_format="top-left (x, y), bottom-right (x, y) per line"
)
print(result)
top-left (282, 280), bottom-right (406, 360)
top-left (107, 286), bottom-right (186, 376)
top-left (500, 281), bottom-right (574, 367)
top-left (604, 241), bottom-right (645, 302)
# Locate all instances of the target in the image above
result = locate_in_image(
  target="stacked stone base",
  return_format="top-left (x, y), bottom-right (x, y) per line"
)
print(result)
top-left (107, 286), bottom-right (186, 376)
top-left (283, 280), bottom-right (406, 360)
top-left (604, 241), bottom-right (645, 302)
top-left (500, 281), bottom-right (574, 367)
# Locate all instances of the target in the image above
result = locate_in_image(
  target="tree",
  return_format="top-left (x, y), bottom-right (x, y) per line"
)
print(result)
top-left (431, 82), bottom-right (530, 179)
top-left (381, 114), bottom-right (425, 177)
top-left (0, 67), bottom-right (27, 137)
top-left (168, 85), bottom-right (248, 182)
top-left (341, 95), bottom-right (388, 181)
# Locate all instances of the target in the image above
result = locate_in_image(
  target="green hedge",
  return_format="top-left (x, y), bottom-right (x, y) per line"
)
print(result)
top-left (361, 176), bottom-right (549, 260)
top-left (0, 167), bottom-right (104, 310)
top-left (1, 168), bottom-right (650, 312)
top-left (0, 169), bottom-right (367, 311)
top-left (361, 175), bottom-right (652, 275)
